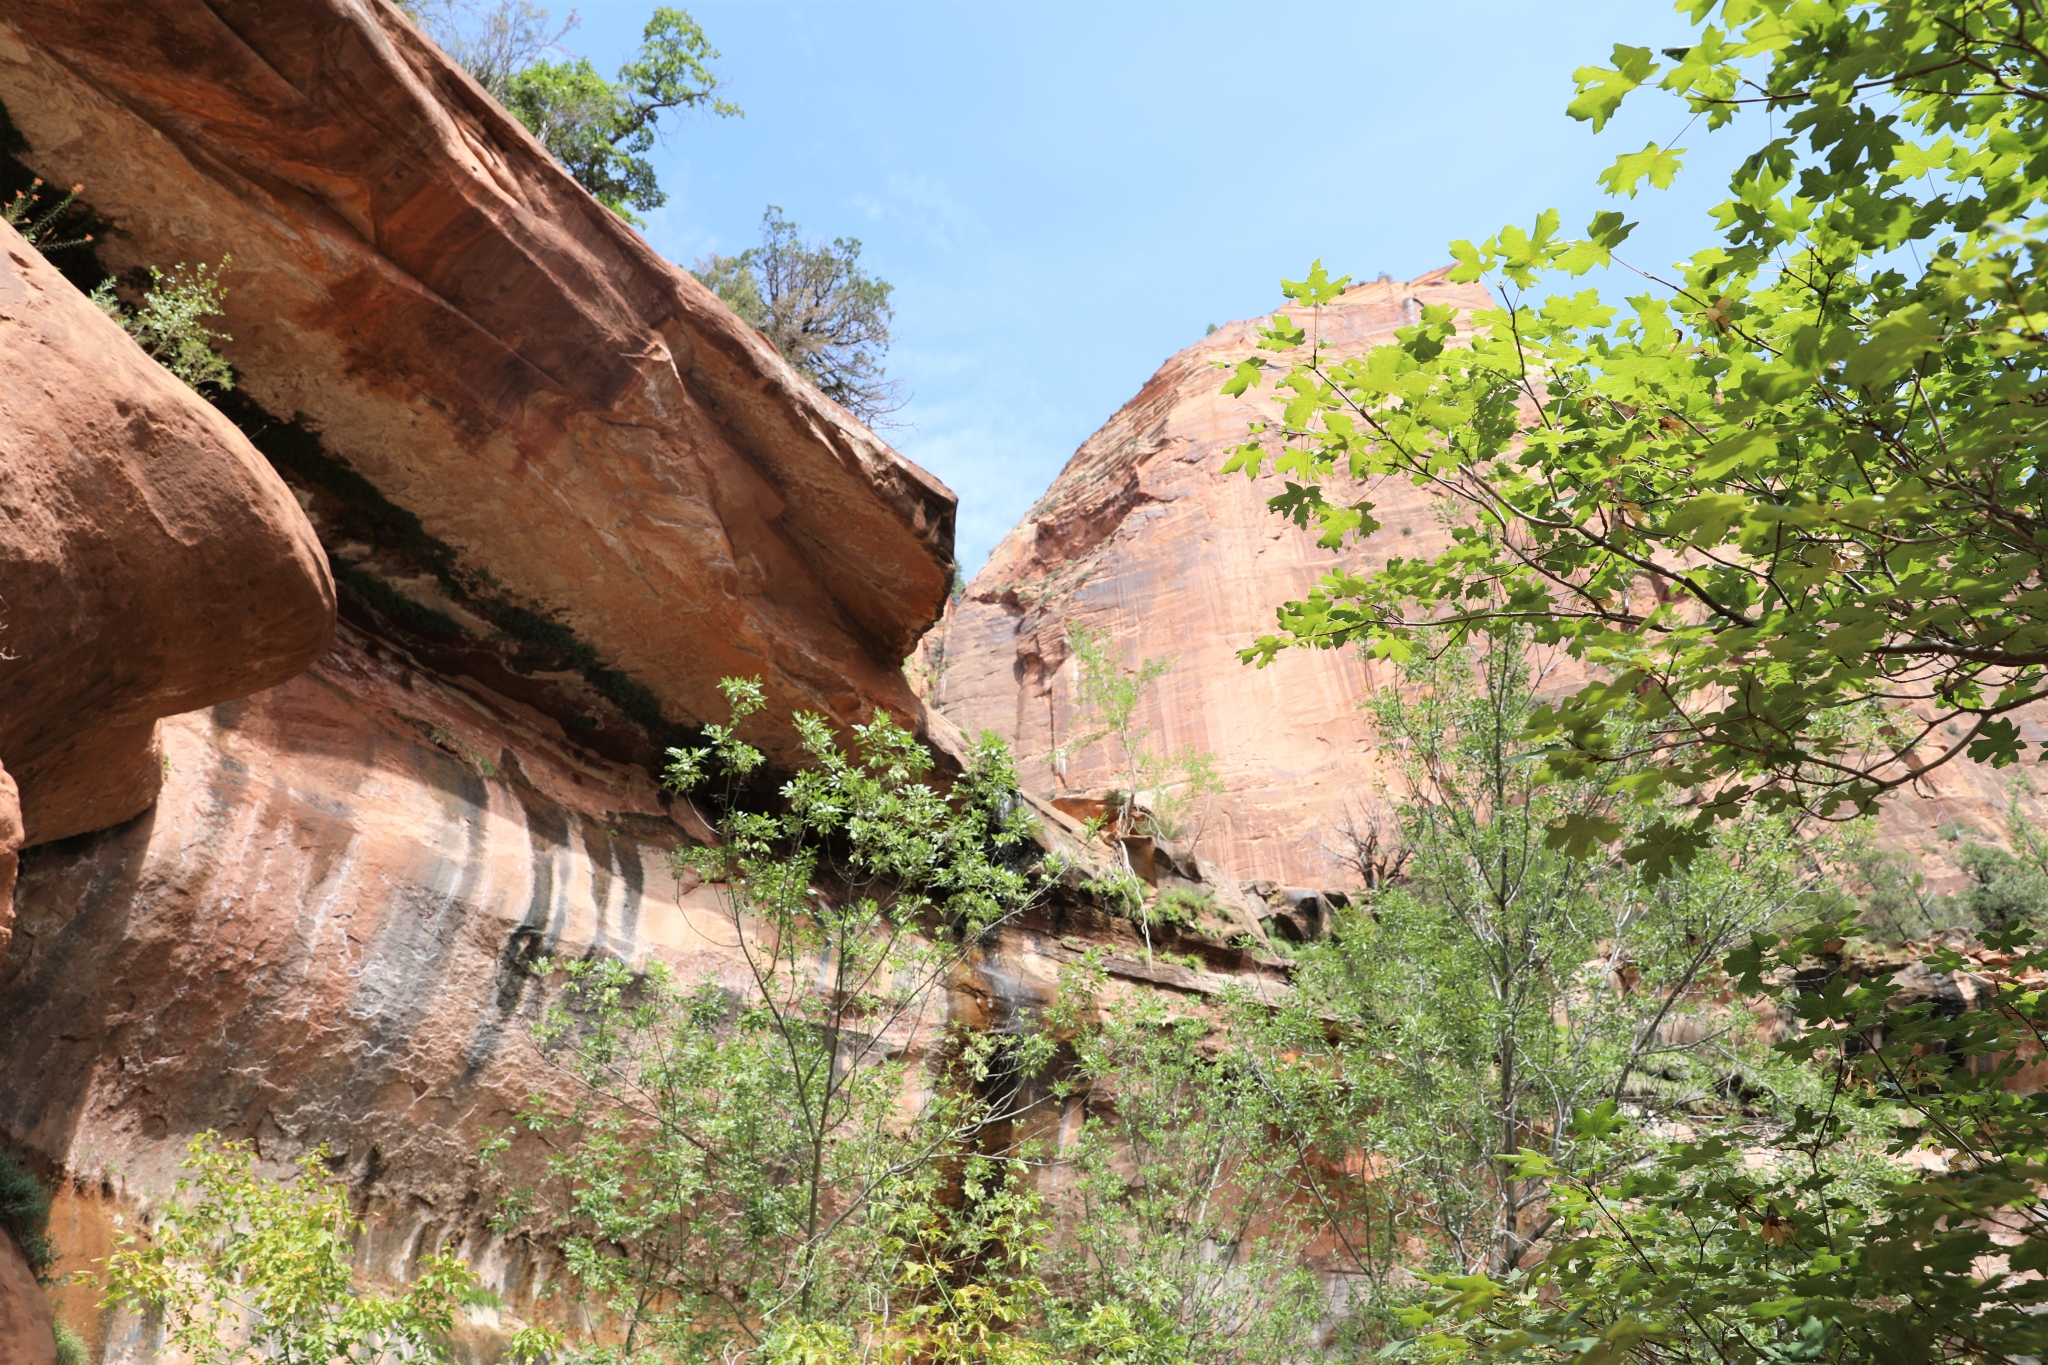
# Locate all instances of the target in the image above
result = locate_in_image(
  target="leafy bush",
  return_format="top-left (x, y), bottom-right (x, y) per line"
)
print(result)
top-left (1413, 915), bottom-right (2048, 1364)
top-left (52, 1322), bottom-right (90, 1365)
top-left (0, 1148), bottom-right (53, 1278)
top-left (91, 258), bottom-right (235, 393)
top-left (102, 1132), bottom-right (480, 1364)
top-left (1044, 976), bottom-right (1346, 1365)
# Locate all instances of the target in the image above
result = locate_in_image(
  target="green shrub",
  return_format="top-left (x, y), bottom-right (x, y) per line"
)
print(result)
top-left (52, 1322), bottom-right (90, 1365)
top-left (91, 257), bottom-right (235, 393)
top-left (0, 1148), bottom-right (53, 1278)
top-left (1152, 886), bottom-right (1215, 928)
top-left (102, 1133), bottom-right (479, 1365)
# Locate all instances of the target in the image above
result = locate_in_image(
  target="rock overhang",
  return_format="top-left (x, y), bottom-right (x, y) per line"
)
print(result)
top-left (0, 0), bottom-right (955, 769)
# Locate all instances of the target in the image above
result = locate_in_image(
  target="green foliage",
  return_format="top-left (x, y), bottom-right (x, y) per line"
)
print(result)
top-left (1043, 971), bottom-right (1360, 1365)
top-left (0, 1148), bottom-right (53, 1278)
top-left (1293, 638), bottom-right (1818, 1278)
top-left (419, 1), bottom-right (737, 221)
top-left (101, 1132), bottom-right (479, 1365)
top-left (1842, 784), bottom-right (2048, 940)
top-left (1056, 623), bottom-right (1225, 852)
top-left (52, 1322), bottom-right (89, 1365)
top-left (1837, 836), bottom-right (1950, 944)
top-left (1052, 623), bottom-right (1227, 956)
top-left (1149, 886), bottom-right (1214, 928)
top-left (409, 0), bottom-right (573, 94)
top-left (1225, 0), bottom-right (2048, 866)
top-left (1951, 833), bottom-right (2048, 936)
top-left (1411, 915), bottom-right (2048, 1364)
top-left (693, 207), bottom-right (901, 424)
top-left (874, 1158), bottom-right (1063, 1365)
top-left (92, 258), bottom-right (236, 393)
top-left (484, 681), bottom-right (1056, 1360)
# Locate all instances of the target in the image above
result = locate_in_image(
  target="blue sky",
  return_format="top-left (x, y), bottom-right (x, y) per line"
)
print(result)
top-left (558, 1), bottom-right (1748, 573)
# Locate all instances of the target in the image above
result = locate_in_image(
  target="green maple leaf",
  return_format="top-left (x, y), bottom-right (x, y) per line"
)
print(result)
top-left (1568, 45), bottom-right (1658, 132)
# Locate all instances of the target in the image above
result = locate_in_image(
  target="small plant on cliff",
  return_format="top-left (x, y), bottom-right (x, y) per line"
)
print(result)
top-left (91, 257), bottom-right (236, 393)
top-left (1055, 623), bottom-right (1223, 854)
top-left (693, 207), bottom-right (903, 425)
top-left (0, 1147), bottom-right (54, 1277)
top-left (1052, 623), bottom-right (1225, 957)
top-left (2, 177), bottom-right (94, 254)
top-left (102, 1132), bottom-right (481, 1365)
top-left (51, 1322), bottom-right (89, 1365)
top-left (483, 680), bottom-right (1058, 1360)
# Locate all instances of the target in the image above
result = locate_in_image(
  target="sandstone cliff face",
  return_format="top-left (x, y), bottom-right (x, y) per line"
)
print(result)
top-left (0, 215), bottom-right (333, 959)
top-left (925, 274), bottom-right (2048, 890)
top-left (925, 275), bottom-right (1487, 885)
top-left (0, 1229), bottom-right (55, 1365)
top-left (4, 623), bottom-right (1270, 1357)
top-left (3, 626), bottom-right (729, 1348)
top-left (0, 4), bottom-right (1259, 1350)
top-left (0, 4), bottom-right (1297, 1355)
top-left (0, 0), bottom-right (953, 768)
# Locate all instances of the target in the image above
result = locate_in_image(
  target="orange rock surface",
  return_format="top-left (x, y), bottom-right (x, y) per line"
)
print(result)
top-left (925, 273), bottom-right (2048, 889)
top-left (0, 217), bottom-right (333, 956)
top-left (0, 1230), bottom-right (54, 1365)
top-left (0, 0), bottom-right (953, 763)
top-left (1, 627), bottom-right (718, 1239)
top-left (925, 274), bottom-right (1488, 884)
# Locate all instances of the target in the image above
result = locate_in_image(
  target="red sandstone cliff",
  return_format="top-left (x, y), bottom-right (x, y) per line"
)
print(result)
top-left (923, 275), bottom-right (1486, 885)
top-left (0, 0), bottom-right (954, 767)
top-left (4, 4), bottom-right (2036, 1352)
top-left (0, 0), bottom-right (966, 1349)
top-left (0, 8), bottom-right (1274, 1354)
top-left (0, 214), bottom-right (334, 960)
top-left (924, 273), bottom-right (2048, 890)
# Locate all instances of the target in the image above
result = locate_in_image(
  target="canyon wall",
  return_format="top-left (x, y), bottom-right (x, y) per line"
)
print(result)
top-left (6, 622), bottom-right (1273, 1359)
top-left (0, 10), bottom-right (1279, 1357)
top-left (0, 0), bottom-right (971, 1352)
top-left (0, 0), bottom-right (954, 770)
top-left (0, 210), bottom-right (332, 961)
top-left (925, 274), bottom-right (1488, 886)
top-left (925, 274), bottom-right (2048, 890)
top-left (2, 0), bottom-right (2040, 1353)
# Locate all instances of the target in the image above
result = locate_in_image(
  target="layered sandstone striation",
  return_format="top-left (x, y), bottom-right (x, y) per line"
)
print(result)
top-left (925, 273), bottom-right (2048, 890)
top-left (3, 624), bottom-right (1272, 1356)
top-left (0, 0), bottom-right (954, 767)
top-left (0, 216), bottom-right (333, 956)
top-left (2, 628), bottom-right (713, 1313)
